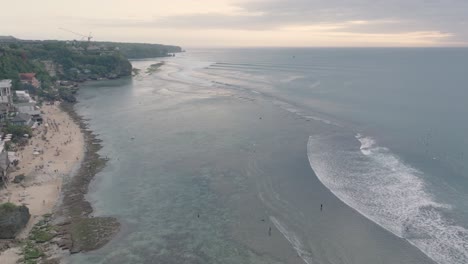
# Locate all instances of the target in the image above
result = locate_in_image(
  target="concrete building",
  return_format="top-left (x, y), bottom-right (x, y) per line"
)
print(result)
top-left (0, 79), bottom-right (13, 104)
top-left (14, 102), bottom-right (40, 116)
top-left (15, 90), bottom-right (35, 103)
top-left (10, 113), bottom-right (33, 127)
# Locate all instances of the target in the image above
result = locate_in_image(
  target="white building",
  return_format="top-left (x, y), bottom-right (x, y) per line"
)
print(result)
top-left (0, 79), bottom-right (13, 104)
top-left (15, 90), bottom-right (35, 103)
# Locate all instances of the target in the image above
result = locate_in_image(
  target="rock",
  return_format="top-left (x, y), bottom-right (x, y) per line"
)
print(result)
top-left (42, 258), bottom-right (61, 264)
top-left (57, 238), bottom-right (72, 250)
top-left (0, 203), bottom-right (30, 239)
top-left (0, 240), bottom-right (13, 251)
top-left (13, 174), bottom-right (25, 184)
top-left (69, 217), bottom-right (120, 253)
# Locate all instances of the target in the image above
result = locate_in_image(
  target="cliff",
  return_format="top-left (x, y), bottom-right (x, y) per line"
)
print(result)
top-left (98, 41), bottom-right (182, 59)
top-left (0, 203), bottom-right (31, 239)
top-left (0, 42), bottom-right (132, 87)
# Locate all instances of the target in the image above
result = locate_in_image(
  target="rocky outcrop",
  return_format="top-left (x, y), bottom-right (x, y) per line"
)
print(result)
top-left (0, 203), bottom-right (30, 239)
top-left (13, 174), bottom-right (25, 184)
top-left (113, 56), bottom-right (133, 77)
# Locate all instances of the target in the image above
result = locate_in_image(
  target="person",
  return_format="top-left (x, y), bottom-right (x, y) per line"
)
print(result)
top-left (321, 204), bottom-right (323, 211)
top-left (268, 227), bottom-right (272, 236)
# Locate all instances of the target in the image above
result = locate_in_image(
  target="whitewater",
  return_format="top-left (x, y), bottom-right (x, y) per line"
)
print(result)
top-left (307, 133), bottom-right (468, 264)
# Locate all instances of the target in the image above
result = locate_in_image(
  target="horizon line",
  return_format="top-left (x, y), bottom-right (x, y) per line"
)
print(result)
top-left (3, 36), bottom-right (468, 49)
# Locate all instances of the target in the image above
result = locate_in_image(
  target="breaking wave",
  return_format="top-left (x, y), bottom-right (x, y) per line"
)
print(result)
top-left (307, 133), bottom-right (468, 264)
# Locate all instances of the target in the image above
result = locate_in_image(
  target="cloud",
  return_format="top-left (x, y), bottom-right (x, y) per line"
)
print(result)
top-left (65, 0), bottom-right (468, 46)
top-left (238, 0), bottom-right (468, 38)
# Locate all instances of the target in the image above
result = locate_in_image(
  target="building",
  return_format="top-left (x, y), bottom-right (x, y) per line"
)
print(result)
top-left (0, 103), bottom-right (11, 122)
top-left (15, 90), bottom-right (35, 103)
top-left (0, 141), bottom-right (10, 187)
top-left (0, 79), bottom-right (13, 104)
top-left (14, 102), bottom-right (40, 116)
top-left (19, 73), bottom-right (41, 89)
top-left (10, 113), bottom-right (33, 127)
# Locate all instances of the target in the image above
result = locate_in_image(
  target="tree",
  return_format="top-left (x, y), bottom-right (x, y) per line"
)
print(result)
top-left (3, 123), bottom-right (32, 140)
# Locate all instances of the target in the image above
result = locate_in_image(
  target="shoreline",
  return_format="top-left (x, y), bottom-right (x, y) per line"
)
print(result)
top-left (55, 102), bottom-right (120, 254)
top-left (0, 100), bottom-right (119, 263)
top-left (0, 102), bottom-right (85, 263)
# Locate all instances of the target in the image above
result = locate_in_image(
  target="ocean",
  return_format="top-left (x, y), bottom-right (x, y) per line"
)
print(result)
top-left (71, 48), bottom-right (468, 264)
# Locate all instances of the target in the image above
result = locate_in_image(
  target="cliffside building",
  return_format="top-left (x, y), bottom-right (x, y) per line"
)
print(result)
top-left (0, 79), bottom-right (13, 104)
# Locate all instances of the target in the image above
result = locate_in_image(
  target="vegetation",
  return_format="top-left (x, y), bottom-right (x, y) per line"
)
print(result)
top-left (30, 227), bottom-right (54, 243)
top-left (0, 41), bottom-right (132, 88)
top-left (0, 202), bottom-right (18, 212)
top-left (0, 46), bottom-right (53, 89)
top-left (99, 41), bottom-right (182, 59)
top-left (18, 214), bottom-right (56, 263)
top-left (4, 123), bottom-right (33, 139)
top-left (58, 87), bottom-right (77, 103)
top-left (22, 241), bottom-right (44, 263)
top-left (0, 39), bottom-right (182, 93)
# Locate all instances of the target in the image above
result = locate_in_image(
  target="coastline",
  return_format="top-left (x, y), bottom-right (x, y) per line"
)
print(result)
top-left (0, 100), bottom-right (119, 263)
top-left (55, 102), bottom-right (120, 254)
top-left (17, 58), bottom-right (440, 264)
top-left (0, 102), bottom-right (84, 263)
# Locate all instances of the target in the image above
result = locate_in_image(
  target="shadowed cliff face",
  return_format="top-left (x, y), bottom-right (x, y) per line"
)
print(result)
top-left (0, 204), bottom-right (30, 239)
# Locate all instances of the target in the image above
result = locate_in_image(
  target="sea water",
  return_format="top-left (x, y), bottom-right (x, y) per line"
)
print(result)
top-left (72, 48), bottom-right (468, 264)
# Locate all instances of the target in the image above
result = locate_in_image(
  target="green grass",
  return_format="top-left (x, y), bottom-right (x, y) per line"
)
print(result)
top-left (0, 202), bottom-right (18, 212)
top-left (23, 241), bottom-right (44, 261)
top-left (30, 229), bottom-right (54, 243)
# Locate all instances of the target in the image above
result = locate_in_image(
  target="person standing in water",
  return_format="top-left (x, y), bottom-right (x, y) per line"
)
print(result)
top-left (321, 204), bottom-right (323, 211)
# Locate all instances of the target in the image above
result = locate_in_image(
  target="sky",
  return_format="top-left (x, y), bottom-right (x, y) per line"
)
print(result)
top-left (1, 0), bottom-right (468, 47)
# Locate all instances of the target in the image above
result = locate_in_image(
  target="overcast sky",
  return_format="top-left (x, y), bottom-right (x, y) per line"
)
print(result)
top-left (1, 0), bottom-right (468, 47)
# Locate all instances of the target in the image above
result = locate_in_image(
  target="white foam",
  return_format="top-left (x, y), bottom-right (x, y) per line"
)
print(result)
top-left (307, 134), bottom-right (468, 264)
top-left (281, 75), bottom-right (306, 83)
top-left (270, 216), bottom-right (315, 264)
top-left (271, 100), bottom-right (340, 127)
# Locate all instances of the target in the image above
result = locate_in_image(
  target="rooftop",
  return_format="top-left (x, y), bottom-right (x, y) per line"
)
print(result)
top-left (19, 73), bottom-right (36, 80)
top-left (0, 103), bottom-right (10, 112)
top-left (0, 80), bottom-right (12, 88)
top-left (14, 102), bottom-right (36, 107)
top-left (11, 113), bottom-right (31, 122)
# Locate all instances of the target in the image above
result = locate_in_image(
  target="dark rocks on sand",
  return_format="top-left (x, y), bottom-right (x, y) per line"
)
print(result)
top-left (0, 203), bottom-right (30, 239)
top-left (13, 174), bottom-right (26, 184)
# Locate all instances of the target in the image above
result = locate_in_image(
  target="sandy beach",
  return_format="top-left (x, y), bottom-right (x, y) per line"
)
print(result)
top-left (0, 102), bottom-right (84, 263)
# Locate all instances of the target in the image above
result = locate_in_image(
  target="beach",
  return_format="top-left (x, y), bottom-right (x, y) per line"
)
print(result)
top-left (0, 102), bottom-right (84, 263)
